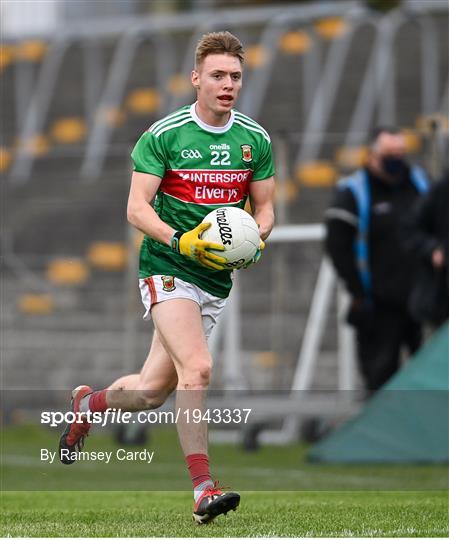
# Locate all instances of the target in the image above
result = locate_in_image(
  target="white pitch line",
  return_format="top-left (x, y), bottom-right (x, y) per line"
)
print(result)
top-left (3, 454), bottom-right (444, 489)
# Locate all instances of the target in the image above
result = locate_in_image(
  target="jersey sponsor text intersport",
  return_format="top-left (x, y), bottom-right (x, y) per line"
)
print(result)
top-left (161, 169), bottom-right (253, 205)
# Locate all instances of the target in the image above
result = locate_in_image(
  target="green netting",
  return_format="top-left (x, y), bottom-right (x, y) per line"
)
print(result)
top-left (308, 322), bottom-right (449, 463)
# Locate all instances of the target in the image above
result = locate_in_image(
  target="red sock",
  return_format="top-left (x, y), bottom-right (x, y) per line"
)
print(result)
top-left (88, 389), bottom-right (109, 413)
top-left (186, 453), bottom-right (212, 488)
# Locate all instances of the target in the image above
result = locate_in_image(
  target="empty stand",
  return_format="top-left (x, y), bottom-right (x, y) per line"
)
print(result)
top-left (3, 1), bottom-right (449, 405)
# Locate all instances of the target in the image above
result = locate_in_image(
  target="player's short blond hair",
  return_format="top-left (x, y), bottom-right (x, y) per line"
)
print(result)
top-left (195, 31), bottom-right (244, 69)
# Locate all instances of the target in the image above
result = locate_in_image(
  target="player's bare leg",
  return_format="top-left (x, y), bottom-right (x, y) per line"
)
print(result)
top-left (151, 299), bottom-right (210, 455)
top-left (106, 331), bottom-right (178, 411)
top-left (107, 374), bottom-right (139, 391)
top-left (151, 298), bottom-right (240, 523)
top-left (59, 330), bottom-right (177, 463)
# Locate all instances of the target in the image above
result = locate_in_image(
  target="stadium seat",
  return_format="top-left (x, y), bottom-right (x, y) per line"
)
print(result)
top-left (133, 231), bottom-right (144, 251)
top-left (46, 258), bottom-right (89, 285)
top-left (0, 147), bottom-right (12, 172)
top-left (87, 242), bottom-right (128, 271)
top-left (254, 351), bottom-right (281, 368)
top-left (314, 17), bottom-right (348, 40)
top-left (335, 146), bottom-right (369, 170)
top-left (245, 45), bottom-right (268, 68)
top-left (296, 161), bottom-right (337, 187)
top-left (168, 74), bottom-right (192, 96)
top-left (19, 135), bottom-right (51, 157)
top-left (278, 31), bottom-right (312, 55)
top-left (50, 117), bottom-right (87, 144)
top-left (18, 294), bottom-right (54, 315)
top-left (126, 88), bottom-right (161, 114)
top-left (97, 106), bottom-right (127, 127)
top-left (15, 40), bottom-right (48, 62)
top-left (0, 45), bottom-right (14, 72)
top-left (275, 178), bottom-right (299, 203)
top-left (416, 114), bottom-right (449, 135)
top-left (401, 129), bottom-right (422, 153)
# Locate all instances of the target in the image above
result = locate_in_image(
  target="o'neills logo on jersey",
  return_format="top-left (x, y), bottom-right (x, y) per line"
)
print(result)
top-left (160, 169), bottom-right (253, 205)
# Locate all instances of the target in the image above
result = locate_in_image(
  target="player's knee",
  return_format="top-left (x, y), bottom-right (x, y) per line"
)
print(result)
top-left (180, 360), bottom-right (211, 388)
top-left (198, 365), bottom-right (211, 386)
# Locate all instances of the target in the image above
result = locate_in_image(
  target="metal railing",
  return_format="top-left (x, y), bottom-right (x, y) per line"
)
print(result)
top-left (294, 7), bottom-right (444, 168)
top-left (205, 224), bottom-right (358, 445)
top-left (79, 0), bottom-right (360, 180)
top-left (213, 224), bottom-right (355, 390)
top-left (8, 0), bottom-right (448, 184)
top-left (4, 0), bottom-right (449, 440)
top-left (9, 1), bottom-right (362, 181)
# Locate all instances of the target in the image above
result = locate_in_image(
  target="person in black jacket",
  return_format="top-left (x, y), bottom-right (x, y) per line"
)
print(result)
top-left (402, 170), bottom-right (449, 327)
top-left (325, 127), bottom-right (430, 393)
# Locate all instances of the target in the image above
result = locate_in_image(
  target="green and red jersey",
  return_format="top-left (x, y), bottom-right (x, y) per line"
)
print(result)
top-left (131, 103), bottom-right (275, 298)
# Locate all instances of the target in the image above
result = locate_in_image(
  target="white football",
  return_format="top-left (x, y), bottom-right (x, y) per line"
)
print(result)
top-left (201, 207), bottom-right (260, 269)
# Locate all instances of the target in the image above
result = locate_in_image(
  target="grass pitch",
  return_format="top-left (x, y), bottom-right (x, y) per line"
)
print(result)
top-left (1, 425), bottom-right (448, 537)
top-left (2, 490), bottom-right (448, 537)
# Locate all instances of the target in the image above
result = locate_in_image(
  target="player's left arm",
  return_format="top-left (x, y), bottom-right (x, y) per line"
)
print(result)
top-left (249, 176), bottom-right (275, 240)
top-left (242, 177), bottom-right (275, 269)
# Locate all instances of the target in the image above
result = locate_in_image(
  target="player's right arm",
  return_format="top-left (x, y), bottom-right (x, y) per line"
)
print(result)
top-left (127, 171), bottom-right (174, 246)
top-left (127, 171), bottom-right (226, 270)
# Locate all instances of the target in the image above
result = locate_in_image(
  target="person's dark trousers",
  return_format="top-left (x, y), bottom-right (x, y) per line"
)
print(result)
top-left (355, 305), bottom-right (422, 393)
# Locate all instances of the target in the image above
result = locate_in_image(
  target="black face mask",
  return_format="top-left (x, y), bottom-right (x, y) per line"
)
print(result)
top-left (381, 156), bottom-right (407, 179)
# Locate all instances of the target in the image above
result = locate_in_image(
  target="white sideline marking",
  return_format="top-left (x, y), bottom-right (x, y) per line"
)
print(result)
top-left (302, 527), bottom-right (449, 537)
top-left (3, 454), bottom-right (444, 489)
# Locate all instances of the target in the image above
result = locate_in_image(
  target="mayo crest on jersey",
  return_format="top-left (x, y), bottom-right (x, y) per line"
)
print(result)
top-left (131, 102), bottom-right (275, 298)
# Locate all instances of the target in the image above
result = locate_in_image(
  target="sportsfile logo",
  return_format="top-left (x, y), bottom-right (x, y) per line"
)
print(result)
top-left (40, 408), bottom-right (252, 427)
top-left (181, 149), bottom-right (202, 159)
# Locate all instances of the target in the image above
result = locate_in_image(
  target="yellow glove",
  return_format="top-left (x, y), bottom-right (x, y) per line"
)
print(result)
top-left (170, 223), bottom-right (227, 271)
top-left (242, 238), bottom-right (265, 269)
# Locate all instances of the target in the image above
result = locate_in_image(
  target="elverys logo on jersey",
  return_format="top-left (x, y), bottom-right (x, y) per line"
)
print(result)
top-left (181, 149), bottom-right (202, 159)
top-left (241, 144), bottom-right (253, 163)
